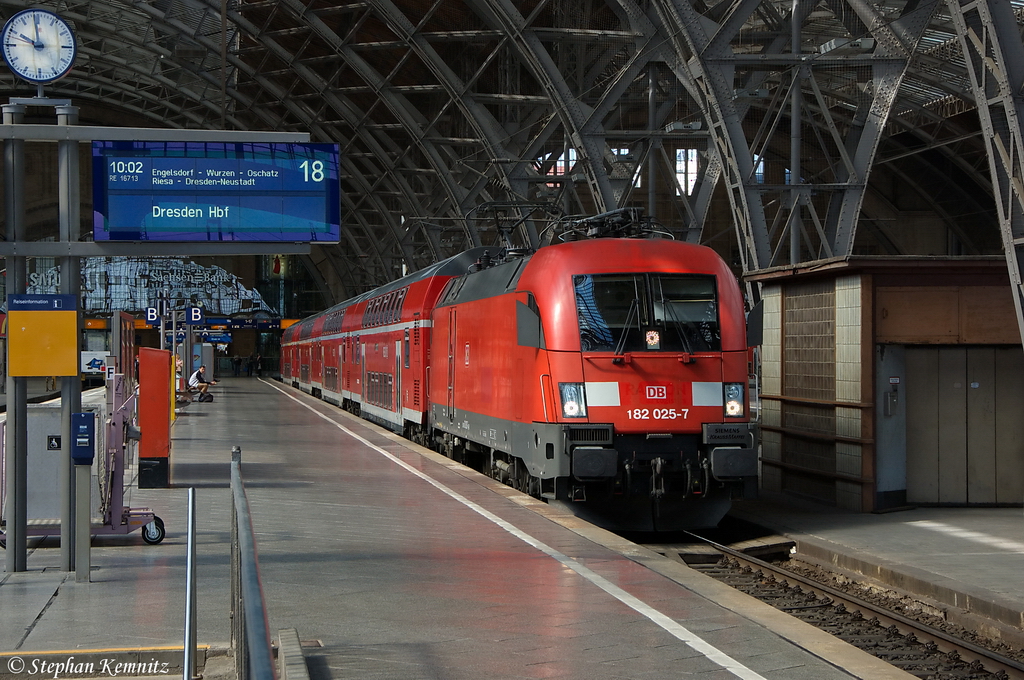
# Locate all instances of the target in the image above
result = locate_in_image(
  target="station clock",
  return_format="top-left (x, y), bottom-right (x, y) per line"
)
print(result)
top-left (1, 9), bottom-right (77, 83)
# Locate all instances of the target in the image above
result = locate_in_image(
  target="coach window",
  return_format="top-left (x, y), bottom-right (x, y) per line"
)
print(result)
top-left (388, 291), bottom-right (397, 322)
top-left (440, 276), bottom-right (467, 305)
top-left (396, 288), bottom-right (406, 319)
top-left (373, 297), bottom-right (384, 325)
top-left (385, 292), bottom-right (397, 323)
top-left (395, 288), bottom-right (407, 321)
top-left (404, 329), bottom-right (410, 369)
top-left (372, 297), bottom-right (383, 326)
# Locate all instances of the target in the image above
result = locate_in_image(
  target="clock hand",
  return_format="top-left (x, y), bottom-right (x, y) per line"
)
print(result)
top-left (16, 33), bottom-right (36, 45)
top-left (32, 14), bottom-right (42, 48)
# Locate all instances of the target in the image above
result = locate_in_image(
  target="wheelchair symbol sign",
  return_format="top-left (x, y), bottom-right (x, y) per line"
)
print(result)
top-left (47, 435), bottom-right (61, 450)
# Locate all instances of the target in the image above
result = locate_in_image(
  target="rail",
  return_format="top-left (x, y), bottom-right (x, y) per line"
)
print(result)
top-left (230, 446), bottom-right (277, 680)
top-left (686, 533), bottom-right (1024, 678)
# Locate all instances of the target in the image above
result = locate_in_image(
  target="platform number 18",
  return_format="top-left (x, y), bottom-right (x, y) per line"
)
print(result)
top-left (300, 160), bottom-right (326, 182)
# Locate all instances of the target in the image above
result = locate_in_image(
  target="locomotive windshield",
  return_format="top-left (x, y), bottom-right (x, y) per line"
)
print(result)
top-left (574, 273), bottom-right (720, 352)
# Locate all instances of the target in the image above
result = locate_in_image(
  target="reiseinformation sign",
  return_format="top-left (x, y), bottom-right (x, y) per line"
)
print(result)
top-left (92, 141), bottom-right (341, 242)
top-left (7, 294), bottom-right (78, 376)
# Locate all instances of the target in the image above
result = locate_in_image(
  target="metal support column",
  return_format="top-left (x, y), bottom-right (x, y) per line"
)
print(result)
top-left (789, 0), bottom-right (803, 265)
top-left (948, 0), bottom-right (1024, 348)
top-left (183, 488), bottom-right (198, 680)
top-left (3, 102), bottom-right (27, 572)
top-left (58, 104), bottom-right (82, 571)
top-left (74, 462), bottom-right (90, 582)
top-left (647, 65), bottom-right (658, 221)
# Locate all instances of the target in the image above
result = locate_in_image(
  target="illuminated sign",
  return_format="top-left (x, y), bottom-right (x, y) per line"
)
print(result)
top-left (92, 141), bottom-right (341, 242)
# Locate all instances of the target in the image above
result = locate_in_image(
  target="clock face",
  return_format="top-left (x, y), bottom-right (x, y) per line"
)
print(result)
top-left (1, 10), bottom-right (77, 83)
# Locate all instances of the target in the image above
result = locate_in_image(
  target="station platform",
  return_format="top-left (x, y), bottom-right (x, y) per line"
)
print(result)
top-left (1, 376), bottom-right (1021, 680)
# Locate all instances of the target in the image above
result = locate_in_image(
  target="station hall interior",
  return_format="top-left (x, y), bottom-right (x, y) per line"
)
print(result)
top-left (1, 0), bottom-right (1024, 531)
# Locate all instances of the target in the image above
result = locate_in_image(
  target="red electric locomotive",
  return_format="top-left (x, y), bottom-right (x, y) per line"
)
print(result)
top-left (282, 212), bottom-right (758, 531)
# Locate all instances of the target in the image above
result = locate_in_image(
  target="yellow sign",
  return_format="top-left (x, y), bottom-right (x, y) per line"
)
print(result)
top-left (7, 310), bottom-right (79, 376)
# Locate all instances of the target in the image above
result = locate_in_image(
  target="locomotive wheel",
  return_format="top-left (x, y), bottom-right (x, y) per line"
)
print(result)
top-left (142, 516), bottom-right (166, 545)
top-left (527, 475), bottom-right (541, 498)
top-left (514, 463), bottom-right (530, 493)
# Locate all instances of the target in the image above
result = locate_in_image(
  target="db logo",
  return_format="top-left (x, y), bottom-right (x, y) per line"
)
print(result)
top-left (646, 386), bottom-right (667, 399)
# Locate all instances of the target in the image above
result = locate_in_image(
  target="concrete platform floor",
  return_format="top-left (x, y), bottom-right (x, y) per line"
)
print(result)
top-left (4, 376), bottom-right (1020, 679)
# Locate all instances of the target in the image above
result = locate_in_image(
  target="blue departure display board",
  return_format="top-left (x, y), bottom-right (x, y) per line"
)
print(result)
top-left (92, 141), bottom-right (341, 242)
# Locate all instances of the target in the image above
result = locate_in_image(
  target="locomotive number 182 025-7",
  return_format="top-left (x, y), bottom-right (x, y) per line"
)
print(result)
top-left (626, 408), bottom-right (689, 420)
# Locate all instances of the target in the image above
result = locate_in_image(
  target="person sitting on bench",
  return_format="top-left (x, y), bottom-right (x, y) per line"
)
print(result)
top-left (188, 365), bottom-right (218, 398)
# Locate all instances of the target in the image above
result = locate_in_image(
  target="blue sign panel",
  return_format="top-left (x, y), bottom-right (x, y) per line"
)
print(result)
top-left (204, 317), bottom-right (281, 329)
top-left (165, 331), bottom-right (233, 343)
top-left (199, 332), bottom-right (233, 343)
top-left (8, 294), bottom-right (77, 311)
top-left (92, 142), bottom-right (341, 243)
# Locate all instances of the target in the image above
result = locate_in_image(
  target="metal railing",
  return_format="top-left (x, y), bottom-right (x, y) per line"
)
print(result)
top-left (230, 446), bottom-right (277, 680)
top-left (184, 488), bottom-right (197, 680)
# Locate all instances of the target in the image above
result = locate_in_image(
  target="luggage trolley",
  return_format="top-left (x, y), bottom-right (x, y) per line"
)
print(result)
top-left (0, 373), bottom-right (164, 546)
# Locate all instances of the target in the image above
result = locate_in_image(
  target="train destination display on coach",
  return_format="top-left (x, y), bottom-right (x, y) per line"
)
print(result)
top-left (92, 141), bottom-right (341, 242)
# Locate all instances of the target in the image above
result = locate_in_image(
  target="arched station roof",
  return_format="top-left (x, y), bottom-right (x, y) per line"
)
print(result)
top-left (2, 0), bottom-right (1022, 327)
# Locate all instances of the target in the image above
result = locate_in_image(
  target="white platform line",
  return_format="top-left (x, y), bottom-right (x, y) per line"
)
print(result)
top-left (266, 380), bottom-right (768, 680)
top-left (906, 520), bottom-right (1024, 553)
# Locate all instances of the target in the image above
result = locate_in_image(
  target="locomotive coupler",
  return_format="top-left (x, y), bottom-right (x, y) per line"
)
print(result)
top-left (686, 460), bottom-right (702, 497)
top-left (649, 457), bottom-right (666, 500)
top-left (691, 458), bottom-right (711, 498)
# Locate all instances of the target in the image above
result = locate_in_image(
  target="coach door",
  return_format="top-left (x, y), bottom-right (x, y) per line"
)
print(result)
top-left (906, 346), bottom-right (1024, 504)
top-left (446, 308), bottom-right (456, 421)
top-left (395, 339), bottom-right (402, 416)
top-left (361, 342), bottom-right (367, 403)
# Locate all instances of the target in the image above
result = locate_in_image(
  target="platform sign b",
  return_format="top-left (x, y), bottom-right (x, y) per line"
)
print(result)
top-left (187, 307), bottom-right (204, 325)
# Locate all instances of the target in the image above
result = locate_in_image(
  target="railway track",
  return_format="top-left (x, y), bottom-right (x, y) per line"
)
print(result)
top-left (644, 533), bottom-right (1024, 680)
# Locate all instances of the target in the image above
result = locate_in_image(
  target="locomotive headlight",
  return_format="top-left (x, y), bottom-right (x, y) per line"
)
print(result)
top-left (559, 382), bottom-right (588, 418)
top-left (724, 382), bottom-right (745, 418)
